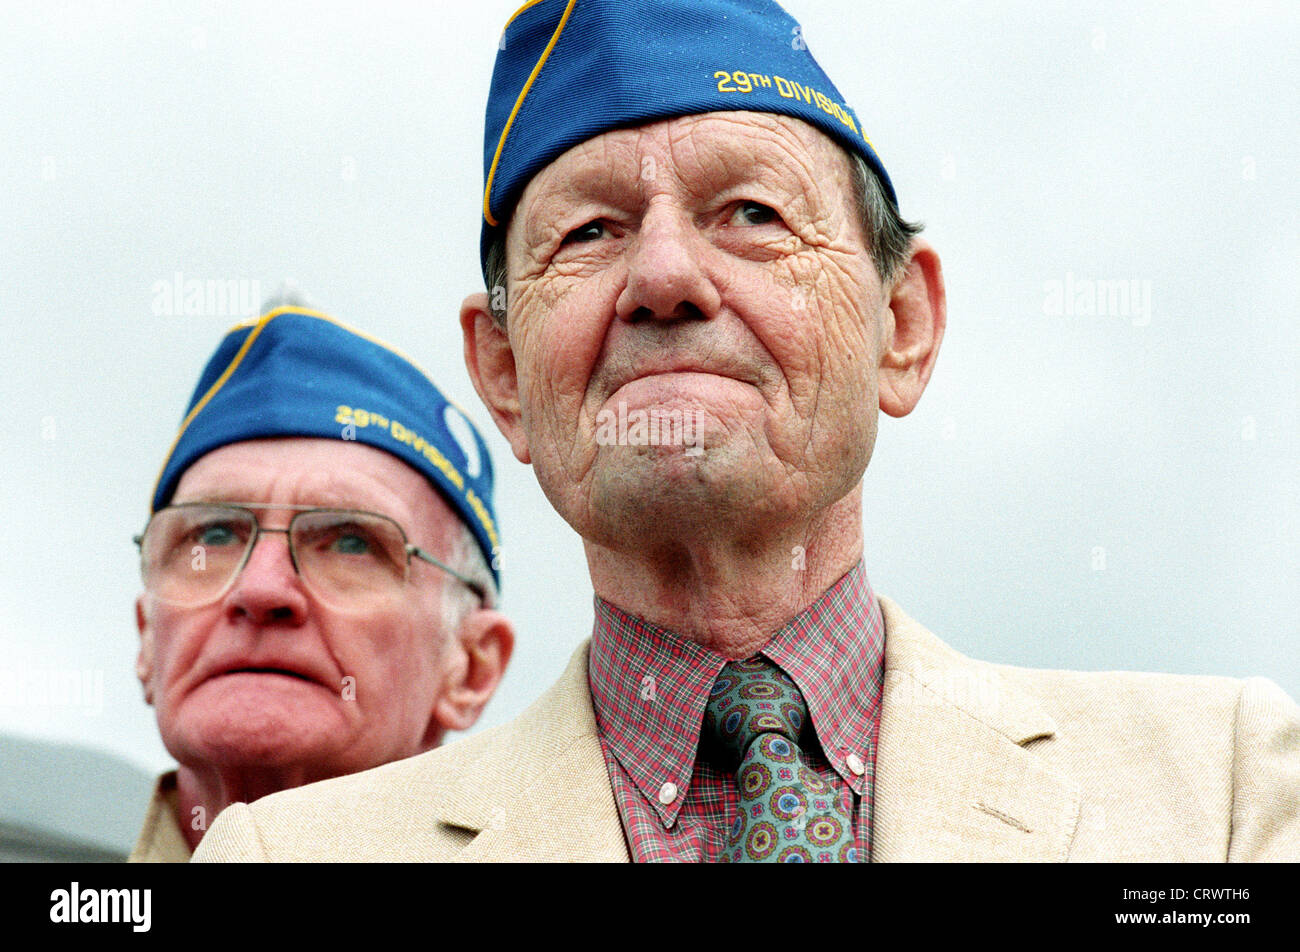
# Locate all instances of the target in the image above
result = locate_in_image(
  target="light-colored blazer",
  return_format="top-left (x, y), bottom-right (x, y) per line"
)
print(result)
top-left (129, 770), bottom-right (192, 863)
top-left (192, 597), bottom-right (1300, 862)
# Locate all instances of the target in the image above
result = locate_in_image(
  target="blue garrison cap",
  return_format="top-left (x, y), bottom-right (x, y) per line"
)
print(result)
top-left (479, 0), bottom-right (896, 278)
top-left (151, 308), bottom-right (501, 586)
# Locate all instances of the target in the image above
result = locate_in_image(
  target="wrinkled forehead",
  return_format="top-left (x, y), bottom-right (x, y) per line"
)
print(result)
top-left (172, 438), bottom-right (460, 539)
top-left (510, 111), bottom-right (855, 235)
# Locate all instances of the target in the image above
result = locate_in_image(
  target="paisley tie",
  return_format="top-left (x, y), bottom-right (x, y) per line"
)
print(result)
top-left (703, 657), bottom-right (858, 862)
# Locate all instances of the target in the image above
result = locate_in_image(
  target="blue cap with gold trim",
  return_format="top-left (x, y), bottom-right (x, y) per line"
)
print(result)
top-left (479, 0), bottom-right (896, 278)
top-left (151, 308), bottom-right (501, 586)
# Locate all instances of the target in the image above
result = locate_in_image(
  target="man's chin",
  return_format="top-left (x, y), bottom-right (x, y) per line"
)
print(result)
top-left (165, 691), bottom-right (349, 768)
top-left (175, 727), bottom-right (343, 773)
top-left (587, 441), bottom-right (798, 541)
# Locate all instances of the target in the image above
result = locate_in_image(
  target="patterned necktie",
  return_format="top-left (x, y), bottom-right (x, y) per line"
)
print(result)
top-left (702, 657), bottom-right (858, 862)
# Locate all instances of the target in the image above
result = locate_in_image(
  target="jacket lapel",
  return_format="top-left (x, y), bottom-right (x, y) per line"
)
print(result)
top-left (872, 597), bottom-right (1082, 861)
top-left (452, 737), bottom-right (630, 862)
top-left (432, 642), bottom-right (631, 862)
top-left (423, 600), bottom-right (1083, 862)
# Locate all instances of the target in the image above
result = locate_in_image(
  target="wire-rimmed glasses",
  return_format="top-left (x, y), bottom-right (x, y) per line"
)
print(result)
top-left (135, 502), bottom-right (486, 611)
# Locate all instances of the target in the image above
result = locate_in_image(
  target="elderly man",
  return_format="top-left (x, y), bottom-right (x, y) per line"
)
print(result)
top-left (194, 0), bottom-right (1298, 862)
top-left (129, 305), bottom-right (513, 861)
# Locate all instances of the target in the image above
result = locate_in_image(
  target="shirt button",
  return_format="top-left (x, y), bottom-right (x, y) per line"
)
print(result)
top-left (845, 753), bottom-right (866, 776)
top-left (658, 782), bottom-right (679, 805)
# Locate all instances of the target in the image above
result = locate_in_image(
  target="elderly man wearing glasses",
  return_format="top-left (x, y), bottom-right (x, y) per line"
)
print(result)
top-left (128, 305), bottom-right (513, 861)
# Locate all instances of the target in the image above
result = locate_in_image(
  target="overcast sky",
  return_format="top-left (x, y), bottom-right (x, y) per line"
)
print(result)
top-left (2, 0), bottom-right (1296, 822)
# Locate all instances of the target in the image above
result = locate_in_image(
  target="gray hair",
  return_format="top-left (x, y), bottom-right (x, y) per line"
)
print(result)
top-left (846, 151), bottom-right (923, 286)
top-left (483, 147), bottom-right (922, 323)
top-left (438, 520), bottom-right (498, 636)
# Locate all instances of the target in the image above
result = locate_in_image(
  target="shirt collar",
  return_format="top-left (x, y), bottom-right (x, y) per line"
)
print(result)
top-left (588, 561), bottom-right (885, 826)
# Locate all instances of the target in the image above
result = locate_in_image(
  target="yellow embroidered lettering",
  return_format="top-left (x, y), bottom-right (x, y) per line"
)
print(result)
top-left (426, 446), bottom-right (465, 490)
top-left (465, 488), bottom-right (500, 548)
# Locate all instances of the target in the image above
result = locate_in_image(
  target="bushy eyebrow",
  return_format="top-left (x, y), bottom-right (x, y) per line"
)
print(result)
top-left (172, 489), bottom-right (371, 510)
top-left (523, 162), bottom-right (644, 226)
top-left (170, 492), bottom-right (250, 505)
top-left (526, 162), bottom-right (811, 241)
top-left (543, 145), bottom-right (795, 202)
top-left (515, 120), bottom-right (849, 258)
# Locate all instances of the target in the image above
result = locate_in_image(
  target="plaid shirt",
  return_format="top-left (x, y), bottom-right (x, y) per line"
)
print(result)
top-left (588, 562), bottom-right (886, 862)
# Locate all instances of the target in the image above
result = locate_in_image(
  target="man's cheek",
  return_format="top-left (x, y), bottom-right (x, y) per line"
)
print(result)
top-left (155, 624), bottom-right (214, 697)
top-left (513, 269), bottom-right (573, 327)
top-left (517, 369), bottom-right (567, 441)
top-left (522, 342), bottom-right (597, 435)
top-left (776, 299), bottom-right (843, 392)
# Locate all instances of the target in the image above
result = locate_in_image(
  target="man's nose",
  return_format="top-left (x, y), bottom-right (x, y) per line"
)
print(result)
top-left (615, 204), bottom-right (722, 323)
top-left (223, 531), bottom-right (310, 626)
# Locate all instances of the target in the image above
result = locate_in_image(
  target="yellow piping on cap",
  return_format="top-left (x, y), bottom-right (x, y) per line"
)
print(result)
top-left (503, 0), bottom-right (548, 30)
top-left (148, 306), bottom-right (485, 509)
top-left (150, 308), bottom-right (286, 507)
top-left (483, 0), bottom-right (578, 228)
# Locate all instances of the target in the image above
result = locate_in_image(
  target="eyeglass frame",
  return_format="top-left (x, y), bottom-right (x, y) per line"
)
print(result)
top-left (134, 501), bottom-right (488, 608)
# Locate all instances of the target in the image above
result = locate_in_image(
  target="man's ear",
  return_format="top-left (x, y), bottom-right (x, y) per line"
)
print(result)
top-left (135, 595), bottom-right (155, 706)
top-left (429, 607), bottom-right (515, 739)
top-left (460, 292), bottom-right (530, 465)
top-left (878, 239), bottom-right (946, 418)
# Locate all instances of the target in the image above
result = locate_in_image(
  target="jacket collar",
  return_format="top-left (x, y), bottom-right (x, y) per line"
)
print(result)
top-left (129, 770), bottom-right (192, 863)
top-left (426, 596), bottom-right (1082, 862)
top-left (437, 642), bottom-right (631, 862)
top-left (871, 596), bottom-right (1082, 861)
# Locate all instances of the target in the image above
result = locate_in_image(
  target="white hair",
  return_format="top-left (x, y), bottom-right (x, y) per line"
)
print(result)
top-left (438, 520), bottom-right (498, 635)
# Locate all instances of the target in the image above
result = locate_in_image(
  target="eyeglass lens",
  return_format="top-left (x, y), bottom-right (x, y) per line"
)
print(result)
top-left (139, 505), bottom-right (412, 609)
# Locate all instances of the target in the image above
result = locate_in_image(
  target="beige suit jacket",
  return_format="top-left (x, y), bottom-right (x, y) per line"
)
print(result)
top-left (192, 596), bottom-right (1300, 862)
top-left (129, 770), bottom-right (193, 863)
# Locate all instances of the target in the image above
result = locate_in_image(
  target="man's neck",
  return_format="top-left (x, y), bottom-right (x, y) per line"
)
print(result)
top-left (175, 764), bottom-right (315, 851)
top-left (585, 492), bottom-right (864, 659)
